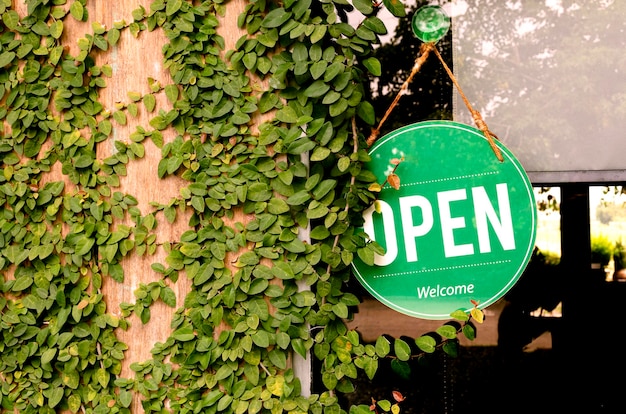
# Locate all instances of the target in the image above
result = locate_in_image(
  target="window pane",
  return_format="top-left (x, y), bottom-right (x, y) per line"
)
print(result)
top-left (453, 1), bottom-right (626, 182)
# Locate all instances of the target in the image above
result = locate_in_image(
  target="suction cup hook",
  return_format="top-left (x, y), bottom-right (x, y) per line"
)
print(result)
top-left (411, 5), bottom-right (451, 43)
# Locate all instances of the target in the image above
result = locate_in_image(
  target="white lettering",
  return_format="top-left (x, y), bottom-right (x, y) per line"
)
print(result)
top-left (472, 184), bottom-right (515, 253)
top-left (399, 195), bottom-right (434, 262)
top-left (361, 183), bottom-right (516, 266)
top-left (416, 283), bottom-right (475, 299)
top-left (362, 201), bottom-right (398, 266)
top-left (437, 189), bottom-right (474, 258)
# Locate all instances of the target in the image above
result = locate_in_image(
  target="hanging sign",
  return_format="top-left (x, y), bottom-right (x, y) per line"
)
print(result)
top-left (352, 121), bottom-right (537, 320)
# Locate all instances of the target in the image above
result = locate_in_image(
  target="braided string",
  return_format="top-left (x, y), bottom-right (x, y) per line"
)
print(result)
top-left (431, 46), bottom-right (503, 162)
top-left (367, 41), bottom-right (504, 163)
top-left (367, 42), bottom-right (435, 147)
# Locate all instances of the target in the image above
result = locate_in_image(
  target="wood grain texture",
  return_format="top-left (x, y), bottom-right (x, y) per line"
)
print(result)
top-left (55, 1), bottom-right (251, 410)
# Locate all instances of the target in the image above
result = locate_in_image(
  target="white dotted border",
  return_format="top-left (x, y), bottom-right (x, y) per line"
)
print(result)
top-left (390, 171), bottom-right (500, 189)
top-left (372, 259), bottom-right (512, 279)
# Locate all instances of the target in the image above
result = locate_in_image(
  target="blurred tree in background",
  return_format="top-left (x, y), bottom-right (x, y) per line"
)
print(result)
top-left (369, 1), bottom-right (453, 137)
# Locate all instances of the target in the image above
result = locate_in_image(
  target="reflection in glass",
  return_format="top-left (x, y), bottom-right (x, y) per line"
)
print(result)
top-left (453, 1), bottom-right (626, 180)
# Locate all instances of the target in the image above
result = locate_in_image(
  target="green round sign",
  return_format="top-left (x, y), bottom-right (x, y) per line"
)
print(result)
top-left (353, 121), bottom-right (537, 320)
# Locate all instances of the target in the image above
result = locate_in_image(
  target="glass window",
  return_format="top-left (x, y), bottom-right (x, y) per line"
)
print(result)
top-left (453, 1), bottom-right (626, 182)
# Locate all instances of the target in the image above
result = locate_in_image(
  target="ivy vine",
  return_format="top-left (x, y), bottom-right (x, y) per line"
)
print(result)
top-left (0, 0), bottom-right (480, 413)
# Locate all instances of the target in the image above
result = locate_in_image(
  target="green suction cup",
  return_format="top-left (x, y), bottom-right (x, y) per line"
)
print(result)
top-left (411, 5), bottom-right (451, 43)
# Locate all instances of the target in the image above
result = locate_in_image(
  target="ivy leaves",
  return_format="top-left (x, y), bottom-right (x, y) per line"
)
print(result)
top-left (316, 310), bottom-right (478, 394)
top-left (0, 0), bottom-right (480, 413)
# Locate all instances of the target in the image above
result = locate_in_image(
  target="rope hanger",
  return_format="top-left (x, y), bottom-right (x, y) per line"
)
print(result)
top-left (367, 23), bottom-right (504, 163)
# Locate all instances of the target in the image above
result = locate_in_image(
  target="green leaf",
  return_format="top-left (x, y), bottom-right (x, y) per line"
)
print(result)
top-left (377, 400), bottom-right (392, 412)
top-left (215, 365), bottom-right (233, 381)
top-left (262, 8), bottom-right (292, 28)
top-left (338, 156), bottom-right (351, 172)
top-left (375, 335), bottom-right (390, 357)
top-left (247, 279), bottom-right (268, 296)
top-left (93, 34), bottom-right (108, 51)
top-left (166, 0), bottom-right (183, 15)
top-left (247, 182), bottom-right (272, 201)
top-left (450, 309), bottom-right (469, 321)
top-left (312, 179), bottom-right (336, 199)
top-left (95, 368), bottom-right (110, 387)
top-left (363, 356), bottom-right (378, 380)
top-left (173, 325), bottom-right (195, 341)
top-left (75, 237), bottom-right (95, 256)
top-left (126, 91), bottom-right (141, 102)
top-left (310, 60), bottom-right (328, 79)
top-left (160, 286), bottom-right (176, 307)
top-left (350, 405), bottom-right (374, 414)
top-left (48, 387), bottom-right (64, 408)
top-left (11, 276), bottom-right (33, 292)
top-left (310, 146), bottom-right (331, 161)
top-left (70, 0), bottom-right (85, 20)
top-left (41, 348), bottom-right (57, 365)
top-left (252, 330), bottom-right (270, 347)
top-left (286, 137), bottom-right (316, 154)
top-left (356, 246), bottom-right (375, 265)
top-left (269, 349), bottom-right (287, 369)
top-left (210, 242), bottom-right (226, 260)
top-left (390, 359), bottom-right (411, 379)
top-left (217, 395), bottom-right (233, 411)
top-left (436, 324), bottom-right (458, 340)
top-left (322, 371), bottom-right (337, 390)
top-left (362, 16), bottom-right (388, 34)
top-left (310, 225), bottom-right (330, 240)
top-left (352, 0), bottom-right (373, 14)
top-left (356, 26), bottom-right (376, 42)
top-left (180, 242), bottom-right (201, 258)
top-left (286, 190), bottom-right (310, 205)
top-left (322, 90), bottom-right (341, 105)
top-left (362, 57), bottom-right (381, 76)
top-left (276, 105), bottom-right (298, 123)
top-left (304, 80), bottom-right (330, 98)
top-left (238, 251), bottom-right (259, 266)
top-left (310, 25), bottom-right (327, 43)
top-left (271, 261), bottom-right (295, 280)
top-left (393, 338), bottom-right (411, 361)
top-left (332, 302), bottom-right (349, 318)
top-left (113, 110), bottom-right (127, 125)
top-left (0, 51), bottom-right (15, 68)
top-left (248, 298), bottom-right (269, 320)
top-left (100, 119), bottom-right (113, 136)
top-left (329, 98), bottom-right (349, 117)
top-left (324, 62), bottom-right (345, 83)
top-left (382, 0), bottom-right (406, 17)
top-left (68, 395), bottom-right (81, 413)
top-left (50, 45), bottom-right (63, 65)
top-left (357, 101), bottom-right (376, 125)
top-left (201, 390), bottom-right (223, 407)
top-left (462, 323), bottom-right (476, 340)
top-left (292, 338), bottom-right (308, 358)
top-left (165, 84), bottom-right (179, 103)
top-left (337, 378), bottom-right (355, 393)
top-left (119, 390), bottom-right (133, 408)
top-left (74, 154), bottom-right (94, 168)
top-left (259, 92), bottom-right (280, 113)
top-left (283, 238), bottom-right (306, 253)
top-left (267, 198), bottom-right (290, 214)
top-left (50, 20), bottom-right (64, 39)
top-left (443, 340), bottom-right (459, 357)
top-left (415, 335), bottom-right (436, 353)
top-left (108, 28), bottom-right (121, 46)
top-left (108, 263), bottom-right (125, 283)
top-left (62, 368), bottom-right (80, 389)
top-left (2, 10), bottom-right (19, 30)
